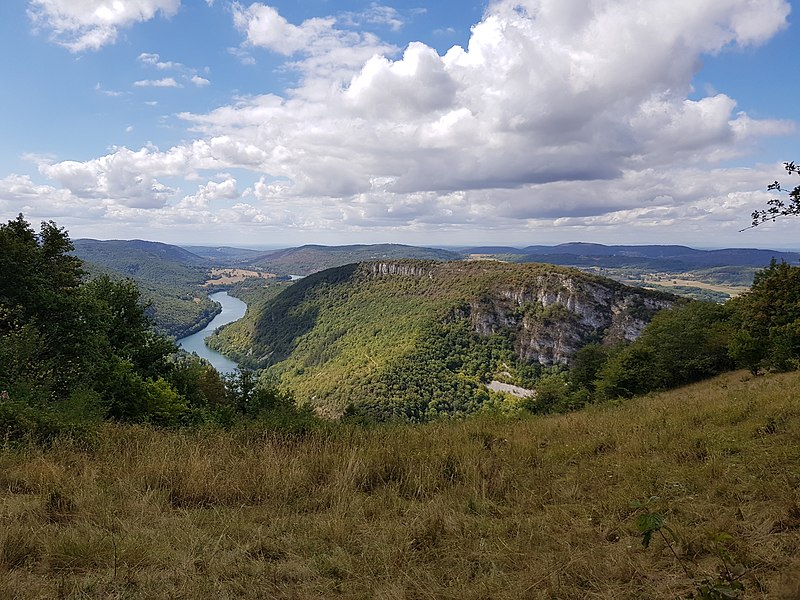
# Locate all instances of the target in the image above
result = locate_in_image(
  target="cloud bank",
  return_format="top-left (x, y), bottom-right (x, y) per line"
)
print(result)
top-left (14, 0), bottom-right (797, 244)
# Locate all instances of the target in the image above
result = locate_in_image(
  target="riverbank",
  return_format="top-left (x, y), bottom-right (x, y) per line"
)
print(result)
top-left (177, 291), bottom-right (247, 374)
top-left (172, 302), bottom-right (222, 339)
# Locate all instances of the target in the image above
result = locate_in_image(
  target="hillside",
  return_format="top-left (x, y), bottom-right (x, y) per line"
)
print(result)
top-left (2, 370), bottom-right (798, 599)
top-left (181, 245), bottom-right (266, 264)
top-left (72, 239), bottom-right (217, 337)
top-left (209, 260), bottom-right (676, 418)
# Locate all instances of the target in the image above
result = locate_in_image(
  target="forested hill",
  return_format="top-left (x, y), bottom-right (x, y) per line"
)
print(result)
top-left (72, 239), bottom-right (208, 277)
top-left (208, 260), bottom-right (676, 420)
top-left (72, 239), bottom-right (217, 338)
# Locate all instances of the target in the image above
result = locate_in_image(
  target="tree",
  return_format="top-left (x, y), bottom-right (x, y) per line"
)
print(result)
top-left (747, 162), bottom-right (800, 229)
top-left (81, 276), bottom-right (176, 379)
top-left (595, 301), bottom-right (734, 399)
top-left (0, 214), bottom-right (182, 426)
top-left (728, 260), bottom-right (800, 373)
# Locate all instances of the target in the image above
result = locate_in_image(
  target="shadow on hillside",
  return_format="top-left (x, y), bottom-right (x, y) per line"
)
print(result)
top-left (252, 263), bottom-right (359, 366)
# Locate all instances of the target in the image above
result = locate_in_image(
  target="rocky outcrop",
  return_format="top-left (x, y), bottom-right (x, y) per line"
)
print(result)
top-left (367, 260), bottom-right (675, 366)
top-left (367, 261), bottom-right (435, 279)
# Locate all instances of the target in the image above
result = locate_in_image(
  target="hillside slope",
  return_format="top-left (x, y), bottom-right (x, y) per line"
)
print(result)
top-left (72, 239), bottom-right (217, 337)
top-left (2, 370), bottom-right (798, 599)
top-left (209, 260), bottom-right (676, 417)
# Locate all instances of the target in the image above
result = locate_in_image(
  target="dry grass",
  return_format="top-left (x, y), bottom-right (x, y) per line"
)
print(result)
top-left (1, 370), bottom-right (799, 598)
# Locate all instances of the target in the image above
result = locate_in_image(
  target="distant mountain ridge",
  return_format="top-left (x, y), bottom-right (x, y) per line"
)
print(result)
top-left (245, 243), bottom-right (463, 275)
top-left (462, 242), bottom-right (800, 268)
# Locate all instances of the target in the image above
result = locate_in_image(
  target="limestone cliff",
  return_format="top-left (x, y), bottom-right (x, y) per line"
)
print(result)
top-left (364, 260), bottom-right (675, 365)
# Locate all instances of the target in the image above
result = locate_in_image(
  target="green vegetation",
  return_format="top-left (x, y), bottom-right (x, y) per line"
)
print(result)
top-left (210, 260), bottom-right (676, 418)
top-left (728, 259), bottom-right (800, 374)
top-left (0, 215), bottom-right (315, 440)
top-left (83, 260), bottom-right (220, 339)
top-left (73, 240), bottom-right (219, 338)
top-left (528, 262), bottom-right (800, 413)
top-left (209, 256), bottom-right (800, 423)
top-left (1, 370), bottom-right (799, 598)
top-left (4, 216), bottom-right (800, 598)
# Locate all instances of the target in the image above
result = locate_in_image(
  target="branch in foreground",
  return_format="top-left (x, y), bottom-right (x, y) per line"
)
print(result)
top-left (743, 162), bottom-right (800, 231)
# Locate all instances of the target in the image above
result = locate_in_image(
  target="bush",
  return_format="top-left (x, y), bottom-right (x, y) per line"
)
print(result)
top-left (595, 301), bottom-right (734, 399)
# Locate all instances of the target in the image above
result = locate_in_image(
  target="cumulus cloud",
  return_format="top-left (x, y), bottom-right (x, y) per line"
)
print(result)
top-left (27, 0), bottom-right (180, 52)
top-left (178, 175), bottom-right (239, 209)
top-left (16, 0), bottom-right (797, 242)
top-left (232, 2), bottom-right (397, 87)
top-left (36, 148), bottom-right (179, 208)
top-left (193, 0), bottom-right (793, 198)
top-left (191, 75), bottom-right (211, 87)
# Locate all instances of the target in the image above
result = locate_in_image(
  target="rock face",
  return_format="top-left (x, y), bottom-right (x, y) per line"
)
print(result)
top-left (366, 261), bottom-right (675, 366)
top-left (368, 261), bottom-right (434, 279)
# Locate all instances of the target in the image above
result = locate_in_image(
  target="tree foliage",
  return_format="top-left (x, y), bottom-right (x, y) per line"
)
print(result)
top-left (728, 259), bottom-right (800, 373)
top-left (0, 215), bottom-right (315, 439)
top-left (749, 161), bottom-right (800, 228)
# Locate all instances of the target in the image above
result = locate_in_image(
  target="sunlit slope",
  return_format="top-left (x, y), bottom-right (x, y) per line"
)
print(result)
top-left (2, 369), bottom-right (798, 599)
top-left (210, 260), bottom-right (676, 416)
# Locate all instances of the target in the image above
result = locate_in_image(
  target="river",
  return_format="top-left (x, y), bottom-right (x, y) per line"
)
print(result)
top-left (177, 291), bottom-right (247, 374)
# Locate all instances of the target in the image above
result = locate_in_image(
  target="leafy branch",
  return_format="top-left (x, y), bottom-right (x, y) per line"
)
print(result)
top-left (743, 161), bottom-right (800, 231)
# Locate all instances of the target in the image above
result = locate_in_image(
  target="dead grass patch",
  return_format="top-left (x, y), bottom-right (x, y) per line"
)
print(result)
top-left (0, 370), bottom-right (798, 598)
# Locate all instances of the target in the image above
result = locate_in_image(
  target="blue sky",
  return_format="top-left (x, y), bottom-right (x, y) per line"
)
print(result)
top-left (1, 1), bottom-right (799, 249)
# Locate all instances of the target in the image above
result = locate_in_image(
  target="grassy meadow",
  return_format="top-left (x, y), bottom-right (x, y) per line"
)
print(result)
top-left (1, 369), bottom-right (799, 599)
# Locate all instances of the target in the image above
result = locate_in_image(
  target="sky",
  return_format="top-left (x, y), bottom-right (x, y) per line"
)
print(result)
top-left (1, 0), bottom-right (799, 249)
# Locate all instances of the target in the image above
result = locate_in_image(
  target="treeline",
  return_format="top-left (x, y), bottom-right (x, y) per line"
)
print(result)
top-left (0, 215), bottom-right (314, 442)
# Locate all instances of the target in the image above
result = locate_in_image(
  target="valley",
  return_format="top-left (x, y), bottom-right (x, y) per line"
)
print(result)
top-left (4, 216), bottom-right (800, 600)
top-left (70, 238), bottom-right (798, 342)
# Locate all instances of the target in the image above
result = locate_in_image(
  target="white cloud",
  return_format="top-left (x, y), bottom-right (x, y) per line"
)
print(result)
top-left (232, 3), bottom-right (329, 56)
top-left (13, 0), bottom-right (797, 243)
top-left (137, 51), bottom-right (211, 88)
top-left (178, 175), bottom-right (239, 209)
top-left (27, 0), bottom-right (180, 52)
top-left (340, 4), bottom-right (406, 32)
top-left (134, 77), bottom-right (181, 88)
top-left (36, 148), bottom-right (179, 209)
top-left (138, 52), bottom-right (182, 70)
top-left (232, 2), bottom-right (397, 86)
